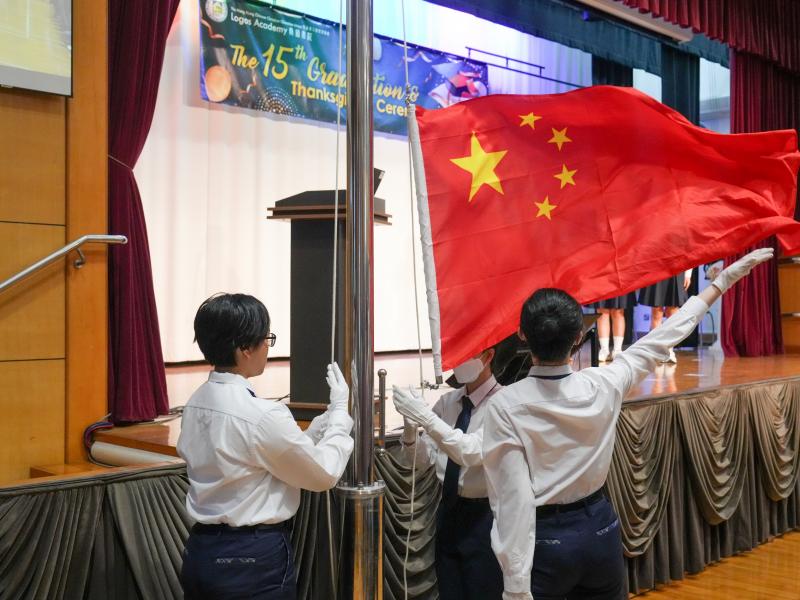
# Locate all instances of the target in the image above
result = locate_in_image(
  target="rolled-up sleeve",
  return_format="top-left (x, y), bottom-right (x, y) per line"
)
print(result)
top-left (483, 401), bottom-right (535, 595)
top-left (252, 405), bottom-right (354, 492)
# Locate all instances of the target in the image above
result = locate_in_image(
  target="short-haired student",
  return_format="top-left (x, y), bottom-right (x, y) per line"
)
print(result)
top-left (178, 293), bottom-right (353, 600)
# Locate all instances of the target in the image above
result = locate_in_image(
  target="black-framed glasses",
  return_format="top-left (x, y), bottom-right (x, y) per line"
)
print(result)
top-left (265, 333), bottom-right (277, 347)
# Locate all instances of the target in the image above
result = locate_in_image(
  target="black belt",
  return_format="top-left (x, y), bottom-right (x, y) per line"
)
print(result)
top-left (457, 496), bottom-right (490, 506)
top-left (192, 521), bottom-right (288, 534)
top-left (536, 489), bottom-right (605, 518)
top-left (441, 496), bottom-right (490, 507)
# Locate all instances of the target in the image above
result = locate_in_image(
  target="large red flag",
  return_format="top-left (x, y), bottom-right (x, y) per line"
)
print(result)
top-left (408, 86), bottom-right (800, 372)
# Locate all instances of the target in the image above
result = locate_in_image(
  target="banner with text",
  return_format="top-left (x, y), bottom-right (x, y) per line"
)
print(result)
top-left (200, 0), bottom-right (489, 135)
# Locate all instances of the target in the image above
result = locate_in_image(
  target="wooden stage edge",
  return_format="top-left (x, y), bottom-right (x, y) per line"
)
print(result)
top-left (91, 350), bottom-right (800, 459)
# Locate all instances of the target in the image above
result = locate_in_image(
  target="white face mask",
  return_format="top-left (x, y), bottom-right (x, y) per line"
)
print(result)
top-left (453, 356), bottom-right (485, 384)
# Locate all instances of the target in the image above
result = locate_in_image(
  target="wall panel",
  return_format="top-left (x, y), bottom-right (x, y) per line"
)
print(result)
top-left (0, 90), bottom-right (65, 225)
top-left (65, 0), bottom-right (108, 462)
top-left (0, 222), bottom-right (65, 361)
top-left (0, 360), bottom-right (65, 483)
top-left (780, 262), bottom-right (800, 353)
top-left (779, 262), bottom-right (800, 314)
top-left (0, 0), bottom-right (107, 483)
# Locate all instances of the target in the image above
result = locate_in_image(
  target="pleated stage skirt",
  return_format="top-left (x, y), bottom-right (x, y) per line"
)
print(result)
top-left (588, 292), bottom-right (637, 310)
top-left (637, 275), bottom-right (688, 307)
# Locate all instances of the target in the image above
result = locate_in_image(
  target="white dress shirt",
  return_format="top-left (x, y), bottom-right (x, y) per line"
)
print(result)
top-left (403, 375), bottom-right (501, 498)
top-left (177, 371), bottom-right (353, 526)
top-left (483, 295), bottom-right (710, 595)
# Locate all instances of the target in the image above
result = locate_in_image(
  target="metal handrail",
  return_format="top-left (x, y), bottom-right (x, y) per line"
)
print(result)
top-left (0, 234), bottom-right (127, 294)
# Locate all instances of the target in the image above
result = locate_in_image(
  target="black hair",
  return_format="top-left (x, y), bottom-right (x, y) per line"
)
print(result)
top-left (519, 288), bottom-right (583, 363)
top-left (490, 334), bottom-right (520, 383)
top-left (445, 335), bottom-right (521, 389)
top-left (194, 293), bottom-right (270, 368)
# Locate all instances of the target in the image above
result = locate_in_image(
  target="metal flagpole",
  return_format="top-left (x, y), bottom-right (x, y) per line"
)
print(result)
top-left (337, 0), bottom-right (385, 597)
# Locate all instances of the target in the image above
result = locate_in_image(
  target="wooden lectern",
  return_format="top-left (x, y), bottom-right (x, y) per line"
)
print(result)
top-left (268, 175), bottom-right (391, 420)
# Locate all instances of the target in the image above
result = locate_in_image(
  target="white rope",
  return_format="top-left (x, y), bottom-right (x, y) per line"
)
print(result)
top-left (400, 1), bottom-right (426, 598)
top-left (330, 0), bottom-right (344, 364)
top-left (405, 429), bottom-right (419, 600)
top-left (326, 2), bottom-right (345, 596)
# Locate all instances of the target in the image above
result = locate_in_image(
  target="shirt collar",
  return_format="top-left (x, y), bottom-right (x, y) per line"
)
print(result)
top-left (462, 375), bottom-right (498, 407)
top-left (208, 371), bottom-right (256, 395)
top-left (528, 364), bottom-right (574, 377)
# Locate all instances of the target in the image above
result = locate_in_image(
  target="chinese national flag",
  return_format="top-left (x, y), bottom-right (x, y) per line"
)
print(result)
top-left (410, 86), bottom-right (800, 371)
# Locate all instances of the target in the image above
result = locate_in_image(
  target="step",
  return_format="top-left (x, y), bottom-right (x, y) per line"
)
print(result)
top-left (29, 461), bottom-right (108, 478)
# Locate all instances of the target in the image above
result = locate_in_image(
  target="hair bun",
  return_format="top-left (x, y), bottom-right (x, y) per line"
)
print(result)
top-left (535, 316), bottom-right (560, 341)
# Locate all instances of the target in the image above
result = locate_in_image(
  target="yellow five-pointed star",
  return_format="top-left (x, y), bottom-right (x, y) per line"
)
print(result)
top-left (535, 197), bottom-right (557, 220)
top-left (554, 164), bottom-right (577, 188)
top-left (548, 127), bottom-right (572, 151)
top-left (519, 112), bottom-right (543, 129)
top-left (450, 133), bottom-right (508, 202)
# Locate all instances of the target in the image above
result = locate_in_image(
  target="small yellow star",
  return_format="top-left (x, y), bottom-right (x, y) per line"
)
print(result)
top-left (519, 112), bottom-right (543, 129)
top-left (450, 133), bottom-right (508, 202)
top-left (554, 164), bottom-right (577, 188)
top-left (535, 197), bottom-right (557, 220)
top-left (548, 127), bottom-right (572, 151)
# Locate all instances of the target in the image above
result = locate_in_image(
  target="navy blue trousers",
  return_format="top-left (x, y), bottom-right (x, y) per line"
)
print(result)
top-left (532, 496), bottom-right (625, 600)
top-left (181, 524), bottom-right (296, 600)
top-left (436, 498), bottom-right (504, 600)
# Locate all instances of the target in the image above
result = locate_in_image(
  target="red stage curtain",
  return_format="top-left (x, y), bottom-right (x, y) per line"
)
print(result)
top-left (618, 1), bottom-right (800, 356)
top-left (721, 52), bottom-right (800, 356)
top-left (108, 0), bottom-right (180, 422)
top-left (618, 0), bottom-right (800, 73)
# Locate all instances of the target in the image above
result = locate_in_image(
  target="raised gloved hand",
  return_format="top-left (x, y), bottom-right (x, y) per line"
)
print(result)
top-left (326, 363), bottom-right (349, 412)
top-left (392, 386), bottom-right (437, 430)
top-left (502, 592), bottom-right (533, 600)
top-left (712, 247), bottom-right (774, 293)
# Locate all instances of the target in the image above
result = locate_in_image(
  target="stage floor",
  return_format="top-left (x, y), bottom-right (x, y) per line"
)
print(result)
top-left (636, 530), bottom-right (800, 599)
top-left (95, 350), bottom-right (800, 458)
top-left (627, 349), bottom-right (800, 402)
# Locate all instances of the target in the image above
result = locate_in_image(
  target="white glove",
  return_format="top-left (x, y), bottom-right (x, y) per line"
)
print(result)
top-left (503, 592), bottom-right (533, 600)
top-left (326, 363), bottom-right (349, 412)
top-left (402, 417), bottom-right (418, 445)
top-left (392, 386), bottom-right (437, 429)
top-left (712, 247), bottom-right (774, 293)
top-left (304, 411), bottom-right (330, 444)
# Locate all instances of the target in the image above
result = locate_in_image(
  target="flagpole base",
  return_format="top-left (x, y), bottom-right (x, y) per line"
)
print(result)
top-left (336, 481), bottom-right (386, 600)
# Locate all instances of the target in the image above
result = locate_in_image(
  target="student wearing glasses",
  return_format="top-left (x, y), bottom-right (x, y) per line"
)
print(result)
top-left (178, 293), bottom-right (353, 600)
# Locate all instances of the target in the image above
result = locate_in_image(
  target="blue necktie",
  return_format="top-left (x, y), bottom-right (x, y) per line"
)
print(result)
top-left (442, 396), bottom-right (473, 506)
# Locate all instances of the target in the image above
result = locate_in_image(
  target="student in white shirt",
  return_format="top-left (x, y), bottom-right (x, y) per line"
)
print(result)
top-left (482, 249), bottom-right (773, 600)
top-left (178, 293), bottom-right (353, 600)
top-left (392, 337), bottom-right (518, 600)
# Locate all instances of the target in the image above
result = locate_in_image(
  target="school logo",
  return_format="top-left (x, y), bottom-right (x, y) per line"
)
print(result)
top-left (206, 0), bottom-right (228, 23)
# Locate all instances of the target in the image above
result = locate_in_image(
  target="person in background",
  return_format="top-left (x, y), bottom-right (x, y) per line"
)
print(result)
top-left (588, 291), bottom-right (637, 362)
top-left (638, 269), bottom-right (694, 363)
top-left (482, 250), bottom-right (772, 600)
top-left (392, 337), bottom-right (518, 600)
top-left (178, 293), bottom-right (353, 600)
